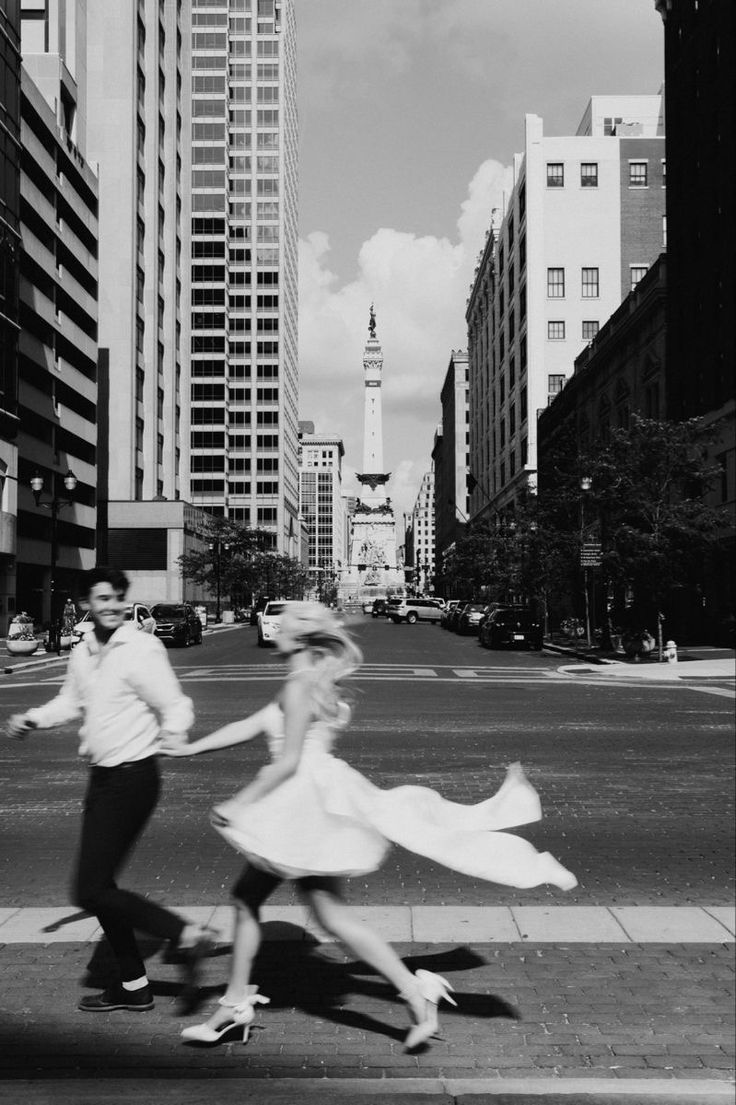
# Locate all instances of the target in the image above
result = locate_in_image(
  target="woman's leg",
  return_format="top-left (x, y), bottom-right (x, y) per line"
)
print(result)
top-left (198, 864), bottom-right (278, 1029)
top-left (304, 883), bottom-right (426, 1023)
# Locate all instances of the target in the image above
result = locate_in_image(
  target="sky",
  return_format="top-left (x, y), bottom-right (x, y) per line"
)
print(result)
top-left (294, 0), bottom-right (664, 521)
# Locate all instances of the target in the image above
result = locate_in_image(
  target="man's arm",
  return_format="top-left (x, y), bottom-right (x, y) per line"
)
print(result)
top-left (126, 638), bottom-right (194, 739)
top-left (6, 654), bottom-right (83, 738)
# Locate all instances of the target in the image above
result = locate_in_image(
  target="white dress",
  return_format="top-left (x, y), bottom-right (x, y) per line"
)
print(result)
top-left (212, 701), bottom-right (576, 891)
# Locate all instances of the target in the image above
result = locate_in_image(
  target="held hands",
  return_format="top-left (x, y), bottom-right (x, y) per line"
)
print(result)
top-left (5, 714), bottom-right (36, 741)
top-left (158, 730), bottom-right (193, 756)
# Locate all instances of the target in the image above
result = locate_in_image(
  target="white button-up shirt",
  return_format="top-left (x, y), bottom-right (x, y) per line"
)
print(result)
top-left (27, 623), bottom-right (194, 767)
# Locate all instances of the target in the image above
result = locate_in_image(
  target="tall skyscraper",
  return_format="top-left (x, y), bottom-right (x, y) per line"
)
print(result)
top-left (0, 0), bottom-right (21, 634)
top-left (15, 0), bottom-right (99, 621)
top-left (298, 426), bottom-right (346, 588)
top-left (408, 467), bottom-right (435, 593)
top-left (433, 351), bottom-right (469, 574)
top-left (183, 0), bottom-right (299, 554)
top-left (466, 95), bottom-right (666, 519)
top-left (85, 1), bottom-right (185, 570)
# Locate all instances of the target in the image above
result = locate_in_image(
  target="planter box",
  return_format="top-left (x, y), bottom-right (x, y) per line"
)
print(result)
top-left (6, 639), bottom-right (40, 656)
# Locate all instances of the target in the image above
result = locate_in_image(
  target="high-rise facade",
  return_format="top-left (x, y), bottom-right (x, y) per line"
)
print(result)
top-left (409, 467), bottom-right (435, 592)
top-left (655, 0), bottom-right (735, 638)
top-left (298, 429), bottom-right (346, 586)
top-left (433, 350), bottom-right (469, 578)
top-left (0, 0), bottom-right (21, 634)
top-left (15, 1), bottom-right (99, 621)
top-left (183, 0), bottom-right (299, 554)
top-left (466, 95), bottom-right (666, 519)
top-left (86, 1), bottom-right (185, 537)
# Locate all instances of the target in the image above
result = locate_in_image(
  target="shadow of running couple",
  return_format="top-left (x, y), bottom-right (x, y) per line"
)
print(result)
top-left (76, 918), bottom-right (520, 1046)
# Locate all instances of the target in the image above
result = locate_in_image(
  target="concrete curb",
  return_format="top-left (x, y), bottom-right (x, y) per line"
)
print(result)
top-left (2, 1077), bottom-right (733, 1102)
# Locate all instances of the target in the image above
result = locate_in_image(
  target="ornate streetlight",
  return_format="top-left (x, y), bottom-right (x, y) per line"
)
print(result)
top-left (30, 468), bottom-right (77, 652)
top-left (580, 475), bottom-right (593, 647)
top-left (208, 538), bottom-right (230, 623)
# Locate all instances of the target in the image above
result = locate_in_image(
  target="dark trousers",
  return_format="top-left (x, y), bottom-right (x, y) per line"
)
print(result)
top-left (72, 757), bottom-right (184, 982)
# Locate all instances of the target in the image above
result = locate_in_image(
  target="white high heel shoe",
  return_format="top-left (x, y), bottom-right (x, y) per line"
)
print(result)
top-left (181, 988), bottom-right (270, 1044)
top-left (402, 969), bottom-right (457, 1051)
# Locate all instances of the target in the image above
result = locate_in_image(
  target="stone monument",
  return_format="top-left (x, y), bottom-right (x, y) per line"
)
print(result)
top-left (339, 307), bottom-right (405, 606)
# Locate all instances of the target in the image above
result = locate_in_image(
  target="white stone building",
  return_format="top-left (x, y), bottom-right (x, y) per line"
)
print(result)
top-left (467, 94), bottom-right (666, 518)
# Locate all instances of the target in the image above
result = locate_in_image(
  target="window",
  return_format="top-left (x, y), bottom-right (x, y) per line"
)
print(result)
top-left (547, 268), bottom-right (565, 297)
top-left (546, 162), bottom-right (564, 188)
top-left (547, 321), bottom-right (565, 340)
top-left (548, 374), bottom-right (565, 399)
top-left (630, 265), bottom-right (648, 291)
top-left (580, 162), bottom-right (598, 188)
top-left (603, 115), bottom-right (623, 136)
top-left (581, 267), bottom-right (599, 298)
top-left (629, 161), bottom-right (648, 187)
top-left (582, 320), bottom-right (599, 341)
top-left (661, 159), bottom-right (666, 187)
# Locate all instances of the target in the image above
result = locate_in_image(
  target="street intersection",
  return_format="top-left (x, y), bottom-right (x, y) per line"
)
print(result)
top-left (0, 620), bottom-right (733, 1102)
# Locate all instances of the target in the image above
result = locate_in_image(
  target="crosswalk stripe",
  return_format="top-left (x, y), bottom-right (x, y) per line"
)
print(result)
top-left (0, 905), bottom-right (732, 945)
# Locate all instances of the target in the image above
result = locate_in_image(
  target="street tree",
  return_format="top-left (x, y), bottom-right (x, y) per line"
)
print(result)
top-left (580, 415), bottom-right (728, 646)
top-left (178, 518), bottom-right (308, 608)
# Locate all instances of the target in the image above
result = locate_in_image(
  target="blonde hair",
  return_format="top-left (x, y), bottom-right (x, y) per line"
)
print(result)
top-left (279, 602), bottom-right (362, 720)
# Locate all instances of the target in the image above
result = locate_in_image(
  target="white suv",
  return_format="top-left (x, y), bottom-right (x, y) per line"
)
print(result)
top-left (389, 598), bottom-right (444, 625)
top-left (257, 600), bottom-right (298, 647)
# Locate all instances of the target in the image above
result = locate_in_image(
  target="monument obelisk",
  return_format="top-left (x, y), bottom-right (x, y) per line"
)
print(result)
top-left (340, 307), bottom-right (404, 605)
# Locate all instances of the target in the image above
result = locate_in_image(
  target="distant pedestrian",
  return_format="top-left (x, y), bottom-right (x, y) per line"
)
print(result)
top-left (5, 566), bottom-right (214, 1013)
top-left (162, 602), bottom-right (576, 1049)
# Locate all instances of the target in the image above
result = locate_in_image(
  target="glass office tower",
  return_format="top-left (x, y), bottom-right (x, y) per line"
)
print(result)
top-left (185, 0), bottom-right (299, 554)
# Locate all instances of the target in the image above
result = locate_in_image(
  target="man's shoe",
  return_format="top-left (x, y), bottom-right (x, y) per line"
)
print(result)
top-left (78, 985), bottom-right (154, 1012)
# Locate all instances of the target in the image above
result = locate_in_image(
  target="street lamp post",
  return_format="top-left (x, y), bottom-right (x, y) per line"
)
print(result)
top-left (208, 539), bottom-right (230, 623)
top-left (30, 468), bottom-right (77, 653)
top-left (580, 475), bottom-right (593, 648)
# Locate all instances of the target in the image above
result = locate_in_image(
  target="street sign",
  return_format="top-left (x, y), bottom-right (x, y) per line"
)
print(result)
top-left (580, 541), bottom-right (602, 567)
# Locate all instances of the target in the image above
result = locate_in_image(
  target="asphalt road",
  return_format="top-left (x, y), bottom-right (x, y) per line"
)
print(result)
top-left (1, 619), bottom-right (733, 909)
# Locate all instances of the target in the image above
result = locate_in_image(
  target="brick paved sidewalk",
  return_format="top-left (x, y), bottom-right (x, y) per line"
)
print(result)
top-left (1, 937), bottom-right (733, 1099)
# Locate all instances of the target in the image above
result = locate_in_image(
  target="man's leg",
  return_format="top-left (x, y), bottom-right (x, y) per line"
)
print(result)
top-left (73, 758), bottom-right (185, 1008)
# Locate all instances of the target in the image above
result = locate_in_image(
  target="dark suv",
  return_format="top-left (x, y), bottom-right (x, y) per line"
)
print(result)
top-left (151, 603), bottom-right (204, 647)
top-left (479, 606), bottom-right (543, 650)
top-left (371, 598), bottom-right (389, 618)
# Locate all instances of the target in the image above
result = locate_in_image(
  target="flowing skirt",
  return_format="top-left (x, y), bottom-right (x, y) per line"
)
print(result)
top-left (212, 751), bottom-right (576, 891)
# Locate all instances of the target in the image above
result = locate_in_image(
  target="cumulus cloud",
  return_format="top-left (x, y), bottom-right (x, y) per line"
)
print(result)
top-left (298, 157), bottom-right (513, 519)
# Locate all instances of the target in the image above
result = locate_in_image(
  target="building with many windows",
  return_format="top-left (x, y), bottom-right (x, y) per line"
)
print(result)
top-left (183, 0), bottom-right (299, 554)
top-left (433, 350), bottom-right (469, 583)
top-left (0, 0), bottom-right (21, 634)
top-left (15, 2), bottom-right (99, 622)
top-left (85, 0), bottom-right (186, 576)
top-left (298, 426), bottom-right (346, 598)
top-left (405, 466), bottom-right (435, 593)
top-left (466, 95), bottom-right (665, 520)
top-left (656, 0), bottom-right (735, 639)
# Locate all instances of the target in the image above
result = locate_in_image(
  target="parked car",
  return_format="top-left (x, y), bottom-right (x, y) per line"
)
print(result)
top-left (257, 599), bottom-right (299, 647)
top-left (389, 597), bottom-right (444, 625)
top-left (447, 602), bottom-right (470, 632)
top-left (150, 603), bottom-right (203, 647)
top-left (361, 600), bottom-right (375, 614)
top-left (479, 606), bottom-right (543, 650)
top-left (440, 600), bottom-right (461, 629)
top-left (371, 598), bottom-right (390, 617)
top-left (73, 602), bottom-right (156, 643)
top-left (456, 602), bottom-right (488, 636)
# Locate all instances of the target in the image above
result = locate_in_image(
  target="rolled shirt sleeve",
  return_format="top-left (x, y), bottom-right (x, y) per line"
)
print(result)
top-left (26, 655), bottom-right (83, 730)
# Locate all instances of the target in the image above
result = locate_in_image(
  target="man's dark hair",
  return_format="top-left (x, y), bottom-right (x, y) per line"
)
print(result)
top-left (82, 566), bottom-right (130, 598)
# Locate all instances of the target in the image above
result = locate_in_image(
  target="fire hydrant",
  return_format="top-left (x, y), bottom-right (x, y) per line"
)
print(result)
top-left (663, 639), bottom-right (678, 663)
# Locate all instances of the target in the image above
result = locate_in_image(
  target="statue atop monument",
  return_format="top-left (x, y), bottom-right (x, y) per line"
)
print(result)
top-left (368, 303), bottom-right (377, 339)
